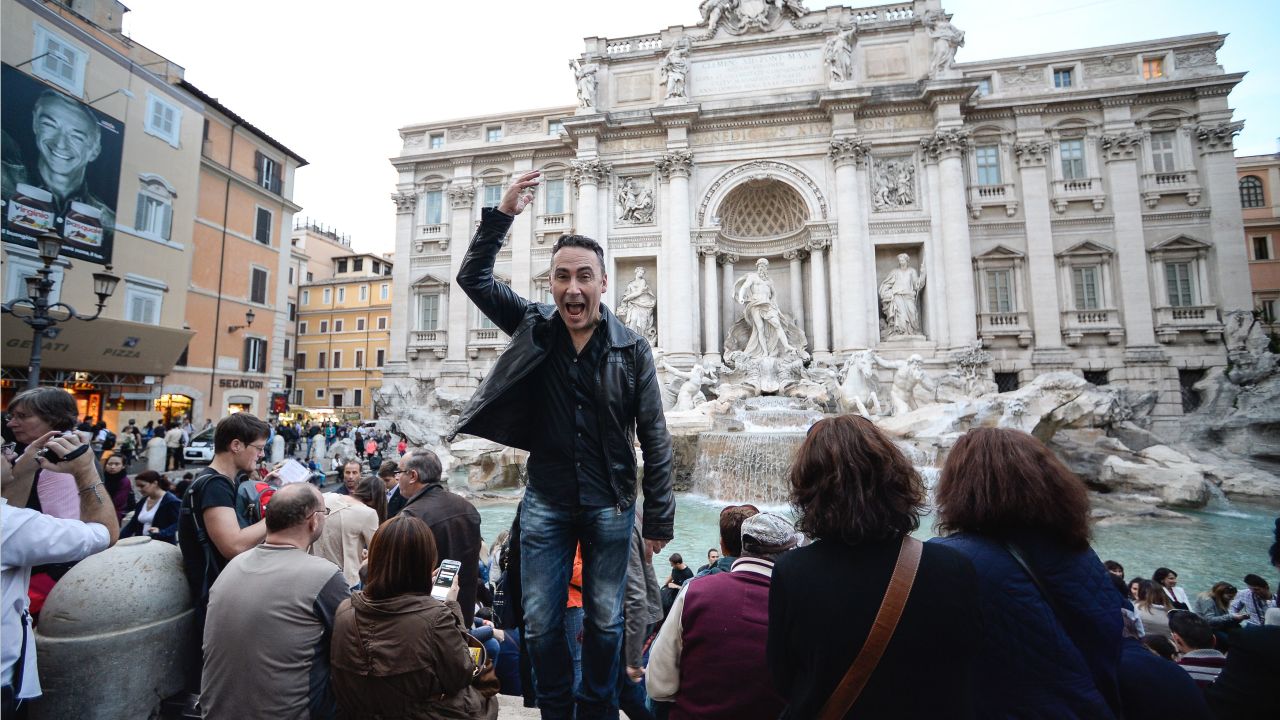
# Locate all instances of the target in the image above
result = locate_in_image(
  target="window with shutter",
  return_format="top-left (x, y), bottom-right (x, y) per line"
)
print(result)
top-left (355, 350), bottom-right (364, 367)
top-left (124, 283), bottom-right (163, 324)
top-left (250, 268), bottom-right (268, 304)
top-left (255, 207), bottom-right (273, 244)
top-left (145, 94), bottom-right (181, 146)
top-left (353, 389), bottom-right (363, 408)
top-left (255, 152), bottom-right (281, 193)
top-left (333, 351), bottom-right (342, 369)
top-left (376, 349), bottom-right (385, 367)
top-left (33, 26), bottom-right (87, 94)
top-left (296, 353), bottom-right (306, 370)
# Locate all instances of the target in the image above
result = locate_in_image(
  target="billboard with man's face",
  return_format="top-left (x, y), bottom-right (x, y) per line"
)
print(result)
top-left (1, 63), bottom-right (124, 265)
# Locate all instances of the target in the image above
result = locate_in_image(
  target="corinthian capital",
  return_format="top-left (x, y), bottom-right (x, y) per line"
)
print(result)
top-left (1099, 132), bottom-right (1146, 162)
top-left (1194, 121), bottom-right (1245, 154)
top-left (828, 137), bottom-right (871, 167)
top-left (570, 158), bottom-right (612, 187)
top-left (1013, 141), bottom-right (1051, 168)
top-left (391, 192), bottom-right (417, 214)
top-left (655, 150), bottom-right (694, 179)
top-left (447, 184), bottom-right (476, 209)
top-left (920, 128), bottom-right (971, 161)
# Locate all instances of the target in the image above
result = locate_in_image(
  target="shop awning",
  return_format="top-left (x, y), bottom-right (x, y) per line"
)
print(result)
top-left (2, 315), bottom-right (194, 376)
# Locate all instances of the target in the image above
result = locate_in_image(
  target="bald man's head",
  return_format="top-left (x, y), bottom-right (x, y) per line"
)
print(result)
top-left (265, 483), bottom-right (323, 533)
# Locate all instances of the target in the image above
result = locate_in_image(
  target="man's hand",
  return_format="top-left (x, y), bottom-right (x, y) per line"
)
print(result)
top-left (645, 538), bottom-right (668, 557)
top-left (626, 666), bottom-right (645, 682)
top-left (497, 170), bottom-right (542, 216)
top-left (38, 432), bottom-right (95, 477)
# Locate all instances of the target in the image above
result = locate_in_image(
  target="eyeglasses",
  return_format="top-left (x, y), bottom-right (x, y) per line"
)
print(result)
top-left (393, 469), bottom-right (407, 476)
top-left (308, 507), bottom-right (331, 518)
top-left (248, 443), bottom-right (267, 453)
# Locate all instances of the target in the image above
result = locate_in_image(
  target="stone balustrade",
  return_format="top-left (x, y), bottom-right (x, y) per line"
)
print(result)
top-left (1141, 169), bottom-right (1202, 208)
top-left (1052, 177), bottom-right (1106, 212)
top-left (1060, 308), bottom-right (1125, 345)
top-left (967, 182), bottom-right (1019, 217)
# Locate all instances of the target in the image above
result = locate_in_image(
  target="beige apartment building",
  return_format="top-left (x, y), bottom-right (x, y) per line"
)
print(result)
top-left (160, 83), bottom-right (306, 424)
top-left (1, 0), bottom-right (198, 427)
top-left (283, 219), bottom-right (357, 412)
top-left (1238, 152), bottom-right (1280, 329)
top-left (295, 253), bottom-right (392, 421)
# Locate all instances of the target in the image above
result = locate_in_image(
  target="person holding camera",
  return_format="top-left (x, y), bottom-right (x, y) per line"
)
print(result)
top-left (452, 170), bottom-right (674, 719)
top-left (2, 429), bottom-right (120, 714)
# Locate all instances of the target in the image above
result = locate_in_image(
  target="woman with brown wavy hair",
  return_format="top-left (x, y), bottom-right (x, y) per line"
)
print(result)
top-left (931, 427), bottom-right (1210, 719)
top-left (766, 414), bottom-right (981, 719)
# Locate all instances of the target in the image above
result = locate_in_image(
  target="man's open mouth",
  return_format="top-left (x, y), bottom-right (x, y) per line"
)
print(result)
top-left (565, 302), bottom-right (586, 319)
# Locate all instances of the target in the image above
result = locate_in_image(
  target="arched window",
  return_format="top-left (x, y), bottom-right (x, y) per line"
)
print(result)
top-left (1240, 175), bottom-right (1265, 208)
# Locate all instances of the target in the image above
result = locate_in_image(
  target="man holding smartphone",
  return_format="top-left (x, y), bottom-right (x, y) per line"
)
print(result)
top-left (452, 170), bottom-right (674, 719)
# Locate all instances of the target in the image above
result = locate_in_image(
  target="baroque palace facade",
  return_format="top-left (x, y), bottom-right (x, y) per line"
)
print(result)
top-left (386, 0), bottom-right (1248, 423)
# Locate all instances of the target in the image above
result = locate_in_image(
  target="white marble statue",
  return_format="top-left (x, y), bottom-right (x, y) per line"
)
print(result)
top-left (872, 157), bottom-right (915, 210)
top-left (617, 178), bottom-right (655, 224)
top-left (570, 59), bottom-right (597, 109)
top-left (879, 253), bottom-right (926, 338)
top-left (838, 350), bottom-right (883, 416)
top-left (924, 10), bottom-right (965, 76)
top-left (824, 26), bottom-right (857, 82)
top-left (698, 0), bottom-right (735, 29)
top-left (617, 267), bottom-right (657, 343)
top-left (876, 353), bottom-right (937, 415)
top-left (661, 360), bottom-right (717, 411)
top-left (734, 258), bottom-right (797, 357)
top-left (661, 40), bottom-right (690, 100)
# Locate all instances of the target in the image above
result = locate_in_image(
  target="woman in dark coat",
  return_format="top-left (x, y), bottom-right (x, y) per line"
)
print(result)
top-left (930, 427), bottom-right (1208, 720)
top-left (767, 415), bottom-right (982, 719)
top-left (120, 470), bottom-right (180, 543)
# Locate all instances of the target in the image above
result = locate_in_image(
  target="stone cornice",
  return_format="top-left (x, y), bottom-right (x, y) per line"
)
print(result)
top-left (1099, 132), bottom-right (1146, 162)
top-left (829, 137), bottom-right (871, 167)
top-left (1194, 120), bottom-right (1244, 153)
top-left (655, 150), bottom-right (693, 179)
top-left (696, 113), bottom-right (829, 131)
top-left (570, 158), bottom-right (612, 186)
top-left (858, 102), bottom-right (931, 118)
top-left (391, 193), bottom-right (417, 214)
top-left (651, 105), bottom-right (701, 128)
top-left (1011, 104), bottom-right (1047, 116)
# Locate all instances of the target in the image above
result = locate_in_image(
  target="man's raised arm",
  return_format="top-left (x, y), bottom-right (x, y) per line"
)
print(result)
top-left (456, 170), bottom-right (543, 336)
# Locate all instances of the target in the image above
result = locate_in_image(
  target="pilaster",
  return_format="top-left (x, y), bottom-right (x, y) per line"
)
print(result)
top-left (1013, 140), bottom-right (1063, 350)
top-left (921, 128), bottom-right (978, 347)
top-left (828, 137), bottom-right (872, 351)
top-left (1195, 120), bottom-right (1250, 311)
top-left (1100, 131), bottom-right (1157, 347)
top-left (386, 191), bottom-right (417, 378)
top-left (657, 150), bottom-right (696, 362)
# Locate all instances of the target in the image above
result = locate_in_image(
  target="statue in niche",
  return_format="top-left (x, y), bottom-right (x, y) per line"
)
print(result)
top-left (824, 26), bottom-right (858, 82)
top-left (838, 350), bottom-right (883, 416)
top-left (878, 253), bottom-right (926, 338)
top-left (872, 157), bottom-right (915, 210)
top-left (661, 359), bottom-right (718, 412)
top-left (923, 9), bottom-right (965, 76)
top-left (660, 39), bottom-right (691, 100)
top-left (617, 267), bottom-right (657, 344)
top-left (617, 178), bottom-right (655, 224)
top-left (876, 353), bottom-right (938, 415)
top-left (734, 258), bottom-right (798, 357)
top-left (570, 59), bottom-right (597, 109)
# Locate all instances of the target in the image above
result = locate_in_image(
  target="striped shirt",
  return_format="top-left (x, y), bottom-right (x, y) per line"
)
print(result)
top-left (1177, 649), bottom-right (1227, 688)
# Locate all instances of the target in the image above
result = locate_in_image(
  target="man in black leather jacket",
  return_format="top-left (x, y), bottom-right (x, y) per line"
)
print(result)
top-left (452, 170), bottom-right (673, 719)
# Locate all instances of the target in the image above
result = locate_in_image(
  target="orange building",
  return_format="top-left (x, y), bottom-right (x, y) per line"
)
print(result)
top-left (160, 85), bottom-right (307, 424)
top-left (1238, 153), bottom-right (1280, 328)
top-left (295, 253), bottom-right (393, 421)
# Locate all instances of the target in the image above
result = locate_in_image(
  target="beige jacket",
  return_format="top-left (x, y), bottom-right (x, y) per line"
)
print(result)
top-left (310, 493), bottom-right (377, 586)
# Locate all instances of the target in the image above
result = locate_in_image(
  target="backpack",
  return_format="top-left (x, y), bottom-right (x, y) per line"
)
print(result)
top-left (100, 430), bottom-right (117, 450)
top-left (237, 481), bottom-right (277, 525)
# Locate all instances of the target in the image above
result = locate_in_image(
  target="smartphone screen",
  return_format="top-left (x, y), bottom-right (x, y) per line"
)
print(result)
top-left (431, 559), bottom-right (462, 600)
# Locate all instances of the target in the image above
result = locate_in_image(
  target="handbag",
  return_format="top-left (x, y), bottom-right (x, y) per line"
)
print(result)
top-left (817, 535), bottom-right (923, 720)
top-left (465, 634), bottom-right (501, 698)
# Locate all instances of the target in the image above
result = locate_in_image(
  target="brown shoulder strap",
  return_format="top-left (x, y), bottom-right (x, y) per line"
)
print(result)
top-left (817, 536), bottom-right (923, 720)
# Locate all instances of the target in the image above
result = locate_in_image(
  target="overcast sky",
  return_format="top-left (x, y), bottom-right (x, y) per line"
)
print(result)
top-left (120, 0), bottom-right (1278, 256)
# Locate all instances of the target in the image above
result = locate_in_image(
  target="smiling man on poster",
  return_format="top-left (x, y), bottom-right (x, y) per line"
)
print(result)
top-left (451, 170), bottom-right (674, 719)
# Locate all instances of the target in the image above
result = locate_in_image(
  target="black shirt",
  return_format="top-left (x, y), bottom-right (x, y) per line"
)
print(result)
top-left (526, 318), bottom-right (613, 508)
top-left (178, 470), bottom-right (237, 614)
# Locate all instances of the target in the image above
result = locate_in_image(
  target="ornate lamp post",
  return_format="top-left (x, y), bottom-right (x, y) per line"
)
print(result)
top-left (1, 231), bottom-right (120, 389)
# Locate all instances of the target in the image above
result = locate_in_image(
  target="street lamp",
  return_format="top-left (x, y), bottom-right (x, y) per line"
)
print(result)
top-left (1, 231), bottom-right (119, 389)
top-left (227, 308), bottom-right (256, 333)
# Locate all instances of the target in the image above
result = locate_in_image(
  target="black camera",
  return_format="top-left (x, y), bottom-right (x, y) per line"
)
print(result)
top-left (37, 433), bottom-right (90, 463)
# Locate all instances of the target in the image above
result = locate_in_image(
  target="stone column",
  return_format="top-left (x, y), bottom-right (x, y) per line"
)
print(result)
top-left (387, 191), bottom-right (417, 377)
top-left (922, 160), bottom-right (950, 347)
top-left (923, 129), bottom-right (978, 348)
top-left (445, 183), bottom-right (476, 364)
top-left (1100, 131), bottom-right (1157, 347)
top-left (510, 154), bottom-right (535, 297)
top-left (807, 239), bottom-right (831, 358)
top-left (1195, 120), bottom-right (1250, 310)
top-left (571, 159), bottom-right (609, 241)
top-left (828, 138), bottom-right (872, 350)
top-left (785, 250), bottom-right (805, 333)
top-left (720, 253), bottom-right (738, 342)
top-left (656, 150), bottom-right (696, 362)
top-left (1013, 139), bottom-right (1064, 348)
top-left (701, 246), bottom-right (720, 362)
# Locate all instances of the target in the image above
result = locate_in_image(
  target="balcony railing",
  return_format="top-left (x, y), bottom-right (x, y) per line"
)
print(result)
top-left (967, 183), bottom-right (1018, 218)
top-left (977, 310), bottom-right (1032, 347)
top-left (539, 213), bottom-right (570, 231)
top-left (1060, 307), bottom-right (1123, 345)
top-left (416, 223), bottom-right (447, 241)
top-left (470, 328), bottom-right (504, 345)
top-left (1051, 177), bottom-right (1106, 213)
top-left (1141, 170), bottom-right (1202, 208)
top-left (409, 329), bottom-right (446, 350)
top-left (1154, 304), bottom-right (1221, 343)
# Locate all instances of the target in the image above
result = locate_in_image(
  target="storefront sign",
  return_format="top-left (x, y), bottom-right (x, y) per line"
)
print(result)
top-left (219, 378), bottom-right (264, 389)
top-left (1, 316), bottom-right (192, 375)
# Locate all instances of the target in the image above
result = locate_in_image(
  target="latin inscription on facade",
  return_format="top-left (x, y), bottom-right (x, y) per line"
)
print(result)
top-left (863, 44), bottom-right (910, 80)
top-left (615, 71), bottom-right (655, 103)
top-left (691, 122), bottom-right (830, 147)
top-left (691, 48), bottom-right (824, 97)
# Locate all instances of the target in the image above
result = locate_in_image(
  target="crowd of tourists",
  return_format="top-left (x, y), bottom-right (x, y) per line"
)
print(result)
top-left (3, 171), bottom-right (1278, 719)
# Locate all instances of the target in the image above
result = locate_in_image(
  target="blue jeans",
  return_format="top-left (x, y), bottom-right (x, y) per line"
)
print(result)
top-left (520, 487), bottom-right (634, 720)
top-left (565, 606), bottom-right (584, 693)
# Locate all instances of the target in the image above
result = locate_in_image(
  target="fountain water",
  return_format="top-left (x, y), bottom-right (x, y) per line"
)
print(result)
top-left (689, 397), bottom-right (818, 505)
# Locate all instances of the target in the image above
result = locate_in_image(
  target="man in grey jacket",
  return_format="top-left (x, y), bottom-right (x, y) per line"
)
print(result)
top-left (619, 509), bottom-right (663, 719)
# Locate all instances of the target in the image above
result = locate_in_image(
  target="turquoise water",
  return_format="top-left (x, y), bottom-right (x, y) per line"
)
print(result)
top-left (474, 493), bottom-right (1277, 597)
